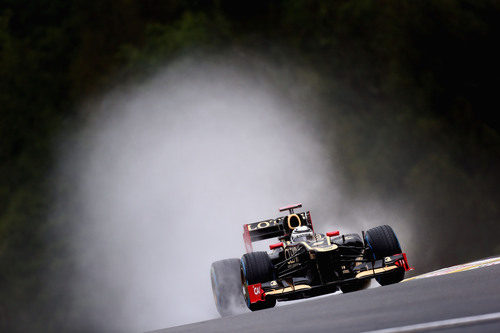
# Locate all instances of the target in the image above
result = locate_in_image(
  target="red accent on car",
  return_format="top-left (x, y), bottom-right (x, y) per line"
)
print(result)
top-left (243, 225), bottom-right (253, 253)
top-left (393, 253), bottom-right (414, 271)
top-left (326, 231), bottom-right (340, 237)
top-left (247, 283), bottom-right (265, 303)
top-left (401, 253), bottom-right (414, 271)
top-left (269, 242), bottom-right (284, 250)
top-left (279, 203), bottom-right (302, 212)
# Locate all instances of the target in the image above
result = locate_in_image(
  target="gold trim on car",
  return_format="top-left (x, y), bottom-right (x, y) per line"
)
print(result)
top-left (355, 266), bottom-right (398, 279)
top-left (299, 242), bottom-right (338, 252)
top-left (266, 284), bottom-right (311, 295)
top-left (287, 214), bottom-right (302, 230)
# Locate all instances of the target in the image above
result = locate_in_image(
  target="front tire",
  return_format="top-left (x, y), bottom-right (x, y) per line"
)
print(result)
top-left (365, 225), bottom-right (405, 286)
top-left (210, 259), bottom-right (247, 316)
top-left (240, 252), bottom-right (276, 311)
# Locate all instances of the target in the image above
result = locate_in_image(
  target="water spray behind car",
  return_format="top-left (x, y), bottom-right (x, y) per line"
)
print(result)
top-left (53, 53), bottom-right (414, 332)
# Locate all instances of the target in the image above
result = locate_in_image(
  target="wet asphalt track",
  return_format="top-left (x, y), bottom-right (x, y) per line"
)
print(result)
top-left (151, 263), bottom-right (500, 333)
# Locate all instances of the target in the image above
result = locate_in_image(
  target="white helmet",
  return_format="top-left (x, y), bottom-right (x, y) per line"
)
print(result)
top-left (291, 226), bottom-right (314, 242)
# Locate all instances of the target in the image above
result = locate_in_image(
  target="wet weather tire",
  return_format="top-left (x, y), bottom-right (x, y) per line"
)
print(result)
top-left (210, 259), bottom-right (247, 316)
top-left (365, 225), bottom-right (405, 286)
top-left (241, 252), bottom-right (276, 311)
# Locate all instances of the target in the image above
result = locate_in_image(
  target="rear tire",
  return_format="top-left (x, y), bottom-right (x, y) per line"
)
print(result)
top-left (365, 225), bottom-right (405, 286)
top-left (334, 233), bottom-right (369, 293)
top-left (240, 252), bottom-right (276, 311)
top-left (210, 259), bottom-right (247, 316)
top-left (331, 233), bottom-right (364, 257)
top-left (331, 233), bottom-right (363, 246)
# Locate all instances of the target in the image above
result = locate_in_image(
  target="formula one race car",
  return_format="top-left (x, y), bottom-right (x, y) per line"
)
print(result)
top-left (210, 204), bottom-right (412, 316)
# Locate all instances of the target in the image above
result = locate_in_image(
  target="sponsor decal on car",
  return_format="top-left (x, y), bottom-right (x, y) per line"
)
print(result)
top-left (247, 283), bottom-right (264, 303)
top-left (246, 220), bottom-right (278, 231)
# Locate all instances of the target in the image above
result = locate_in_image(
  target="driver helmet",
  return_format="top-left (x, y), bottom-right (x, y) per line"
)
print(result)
top-left (291, 226), bottom-right (314, 242)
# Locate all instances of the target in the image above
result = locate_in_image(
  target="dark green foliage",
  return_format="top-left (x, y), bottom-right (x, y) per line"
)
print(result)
top-left (1, 0), bottom-right (500, 330)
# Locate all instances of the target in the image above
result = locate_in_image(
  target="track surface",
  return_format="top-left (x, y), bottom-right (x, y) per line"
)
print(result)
top-left (151, 262), bottom-right (500, 333)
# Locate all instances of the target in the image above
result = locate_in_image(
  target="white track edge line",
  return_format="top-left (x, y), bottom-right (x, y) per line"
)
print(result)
top-left (362, 312), bottom-right (500, 333)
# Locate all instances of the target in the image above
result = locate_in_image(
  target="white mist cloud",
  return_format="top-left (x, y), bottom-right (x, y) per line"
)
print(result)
top-left (59, 56), bottom-right (343, 332)
top-left (55, 55), bottom-right (414, 332)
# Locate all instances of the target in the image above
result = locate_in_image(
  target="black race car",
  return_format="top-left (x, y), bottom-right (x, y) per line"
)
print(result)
top-left (210, 203), bottom-right (412, 316)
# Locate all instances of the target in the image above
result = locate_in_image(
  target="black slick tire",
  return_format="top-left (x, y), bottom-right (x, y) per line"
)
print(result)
top-left (210, 258), bottom-right (247, 316)
top-left (240, 252), bottom-right (276, 311)
top-left (365, 225), bottom-right (405, 286)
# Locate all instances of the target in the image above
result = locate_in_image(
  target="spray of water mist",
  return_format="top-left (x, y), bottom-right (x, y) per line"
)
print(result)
top-left (55, 55), bottom-right (413, 332)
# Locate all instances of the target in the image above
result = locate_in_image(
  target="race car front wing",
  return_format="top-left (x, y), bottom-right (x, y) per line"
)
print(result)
top-left (247, 253), bottom-right (412, 304)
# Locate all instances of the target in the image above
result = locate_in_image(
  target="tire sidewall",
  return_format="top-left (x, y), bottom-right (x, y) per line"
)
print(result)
top-left (210, 258), bottom-right (246, 316)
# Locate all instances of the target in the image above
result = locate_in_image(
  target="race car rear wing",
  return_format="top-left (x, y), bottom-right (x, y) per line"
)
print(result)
top-left (243, 208), bottom-right (314, 252)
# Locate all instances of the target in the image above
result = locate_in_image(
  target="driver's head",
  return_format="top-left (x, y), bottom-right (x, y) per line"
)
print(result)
top-left (291, 226), bottom-right (314, 242)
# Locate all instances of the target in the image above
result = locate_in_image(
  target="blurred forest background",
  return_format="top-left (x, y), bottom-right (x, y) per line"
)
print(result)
top-left (1, 0), bottom-right (500, 331)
